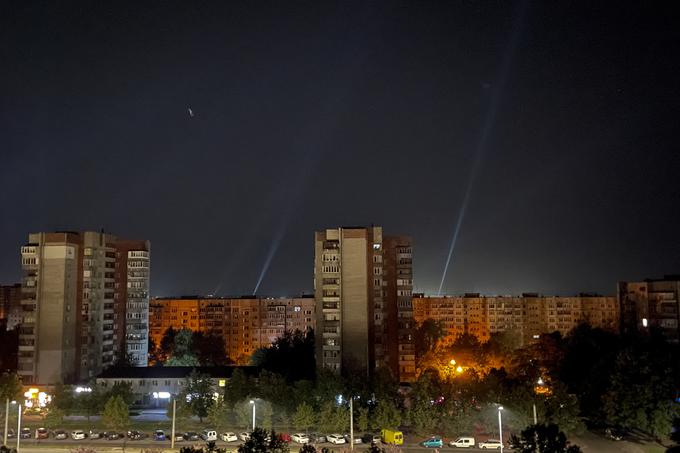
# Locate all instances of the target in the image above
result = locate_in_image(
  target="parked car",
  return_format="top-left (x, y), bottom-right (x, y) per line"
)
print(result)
top-left (201, 429), bottom-right (218, 441)
top-left (174, 433), bottom-right (185, 442)
top-left (479, 439), bottom-right (503, 449)
top-left (239, 432), bottom-right (251, 442)
top-left (183, 432), bottom-right (200, 441)
top-left (20, 428), bottom-right (32, 439)
top-left (221, 432), bottom-right (238, 442)
top-left (605, 427), bottom-right (625, 441)
top-left (361, 434), bottom-right (381, 444)
top-left (344, 434), bottom-right (362, 444)
top-left (88, 430), bottom-right (102, 439)
top-left (104, 431), bottom-right (123, 440)
top-left (4, 429), bottom-right (16, 439)
top-left (154, 430), bottom-right (166, 441)
top-left (71, 430), bottom-right (87, 440)
top-left (421, 436), bottom-right (443, 448)
top-left (327, 434), bottom-right (346, 445)
top-left (450, 436), bottom-right (475, 448)
top-left (127, 430), bottom-right (148, 440)
top-left (309, 433), bottom-right (326, 444)
top-left (279, 433), bottom-right (292, 443)
top-left (54, 430), bottom-right (69, 440)
top-left (292, 433), bottom-right (310, 444)
top-left (36, 428), bottom-right (49, 439)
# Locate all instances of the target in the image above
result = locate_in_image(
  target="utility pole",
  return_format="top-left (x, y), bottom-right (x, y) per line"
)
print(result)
top-left (349, 397), bottom-right (354, 451)
top-left (171, 399), bottom-right (176, 449)
top-left (16, 403), bottom-right (22, 453)
top-left (3, 399), bottom-right (8, 446)
top-left (533, 403), bottom-right (537, 425)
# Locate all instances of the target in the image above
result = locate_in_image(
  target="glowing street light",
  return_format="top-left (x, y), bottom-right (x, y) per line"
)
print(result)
top-left (497, 406), bottom-right (504, 453)
top-left (449, 359), bottom-right (456, 365)
top-left (250, 400), bottom-right (256, 431)
top-left (456, 366), bottom-right (463, 373)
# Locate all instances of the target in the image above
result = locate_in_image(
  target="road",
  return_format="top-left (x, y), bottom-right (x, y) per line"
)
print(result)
top-left (4, 436), bottom-right (665, 453)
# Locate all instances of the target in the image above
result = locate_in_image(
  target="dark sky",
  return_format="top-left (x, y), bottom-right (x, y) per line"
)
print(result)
top-left (2, 1), bottom-right (679, 297)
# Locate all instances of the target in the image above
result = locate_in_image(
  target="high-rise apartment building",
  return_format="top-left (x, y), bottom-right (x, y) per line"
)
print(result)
top-left (18, 231), bottom-right (150, 384)
top-left (618, 275), bottom-right (680, 342)
top-left (0, 283), bottom-right (22, 330)
top-left (148, 296), bottom-right (315, 364)
top-left (314, 226), bottom-right (415, 382)
top-left (413, 293), bottom-right (618, 347)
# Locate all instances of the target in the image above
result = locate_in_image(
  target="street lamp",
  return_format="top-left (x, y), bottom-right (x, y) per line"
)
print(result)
top-left (497, 406), bottom-right (504, 453)
top-left (250, 400), bottom-right (256, 431)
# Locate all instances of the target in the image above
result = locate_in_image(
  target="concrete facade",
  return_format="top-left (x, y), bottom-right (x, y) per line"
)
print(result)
top-left (618, 275), bottom-right (680, 342)
top-left (413, 294), bottom-right (619, 347)
top-left (148, 296), bottom-right (315, 364)
top-left (314, 226), bottom-right (416, 382)
top-left (19, 231), bottom-right (150, 384)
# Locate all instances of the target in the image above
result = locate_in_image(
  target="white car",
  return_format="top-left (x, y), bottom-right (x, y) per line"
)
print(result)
top-left (479, 439), bottom-right (503, 449)
top-left (327, 434), bottom-right (346, 445)
top-left (292, 433), bottom-right (310, 444)
top-left (71, 430), bottom-right (87, 440)
top-left (239, 432), bottom-right (251, 442)
top-left (221, 432), bottom-right (238, 442)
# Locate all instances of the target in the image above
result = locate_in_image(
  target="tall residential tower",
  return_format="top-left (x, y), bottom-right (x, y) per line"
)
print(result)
top-left (314, 226), bottom-right (415, 382)
top-left (18, 231), bottom-right (150, 384)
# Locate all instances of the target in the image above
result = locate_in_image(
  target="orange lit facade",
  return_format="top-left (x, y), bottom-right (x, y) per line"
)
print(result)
top-left (149, 296), bottom-right (315, 364)
top-left (413, 294), bottom-right (618, 346)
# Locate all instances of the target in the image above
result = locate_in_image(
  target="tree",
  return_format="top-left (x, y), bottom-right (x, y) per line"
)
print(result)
top-left (238, 428), bottom-right (290, 453)
top-left (0, 373), bottom-right (22, 403)
top-left (42, 406), bottom-right (65, 429)
top-left (193, 331), bottom-right (230, 366)
top-left (77, 385), bottom-right (106, 421)
top-left (167, 398), bottom-right (193, 424)
top-left (165, 328), bottom-right (200, 366)
top-left (293, 402), bottom-right (316, 432)
top-left (415, 319), bottom-right (446, 357)
top-left (299, 445), bottom-right (317, 453)
top-left (208, 397), bottom-right (231, 433)
top-left (159, 327), bottom-right (177, 362)
top-left (260, 400), bottom-right (274, 430)
top-left (510, 423), bottom-right (582, 453)
top-left (602, 341), bottom-right (680, 439)
top-left (181, 370), bottom-right (215, 422)
top-left (102, 395), bottom-right (129, 432)
top-left (251, 329), bottom-right (316, 382)
top-left (357, 406), bottom-right (370, 432)
top-left (408, 400), bottom-right (438, 435)
top-left (50, 383), bottom-right (75, 415)
top-left (235, 400), bottom-right (253, 429)
top-left (106, 381), bottom-right (135, 406)
top-left (372, 399), bottom-right (401, 431)
top-left (317, 402), bottom-right (348, 433)
top-left (180, 441), bottom-right (227, 453)
top-left (225, 368), bottom-right (251, 407)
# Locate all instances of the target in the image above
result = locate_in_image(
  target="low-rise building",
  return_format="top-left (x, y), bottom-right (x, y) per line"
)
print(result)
top-left (95, 366), bottom-right (259, 406)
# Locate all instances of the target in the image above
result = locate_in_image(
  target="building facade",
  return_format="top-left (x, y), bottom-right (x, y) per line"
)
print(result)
top-left (148, 296), bottom-right (315, 364)
top-left (0, 283), bottom-right (22, 330)
top-left (618, 275), bottom-right (680, 342)
top-left (413, 293), bottom-right (619, 347)
top-left (314, 226), bottom-right (415, 383)
top-left (18, 231), bottom-right (150, 384)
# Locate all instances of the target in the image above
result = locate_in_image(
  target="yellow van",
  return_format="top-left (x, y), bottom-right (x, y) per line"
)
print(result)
top-left (381, 429), bottom-right (404, 446)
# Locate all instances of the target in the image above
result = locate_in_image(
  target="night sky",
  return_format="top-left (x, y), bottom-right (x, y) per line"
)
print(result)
top-left (2, 1), bottom-right (679, 297)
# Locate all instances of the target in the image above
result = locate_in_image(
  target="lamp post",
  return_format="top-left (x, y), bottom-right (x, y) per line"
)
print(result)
top-left (250, 400), bottom-right (256, 431)
top-left (349, 397), bottom-right (354, 451)
top-left (16, 403), bottom-right (22, 453)
top-left (3, 399), bottom-right (9, 446)
top-left (171, 398), bottom-right (176, 449)
top-left (497, 406), bottom-right (504, 453)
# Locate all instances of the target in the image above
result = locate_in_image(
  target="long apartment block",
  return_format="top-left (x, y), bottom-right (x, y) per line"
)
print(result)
top-left (413, 293), bottom-right (619, 346)
top-left (314, 226), bottom-right (416, 383)
top-left (148, 296), bottom-right (315, 364)
top-left (19, 231), bottom-right (150, 384)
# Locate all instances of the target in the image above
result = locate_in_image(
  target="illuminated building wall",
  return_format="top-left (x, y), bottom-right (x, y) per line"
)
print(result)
top-left (413, 294), bottom-right (619, 347)
top-left (619, 275), bottom-right (680, 342)
top-left (148, 296), bottom-right (315, 364)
